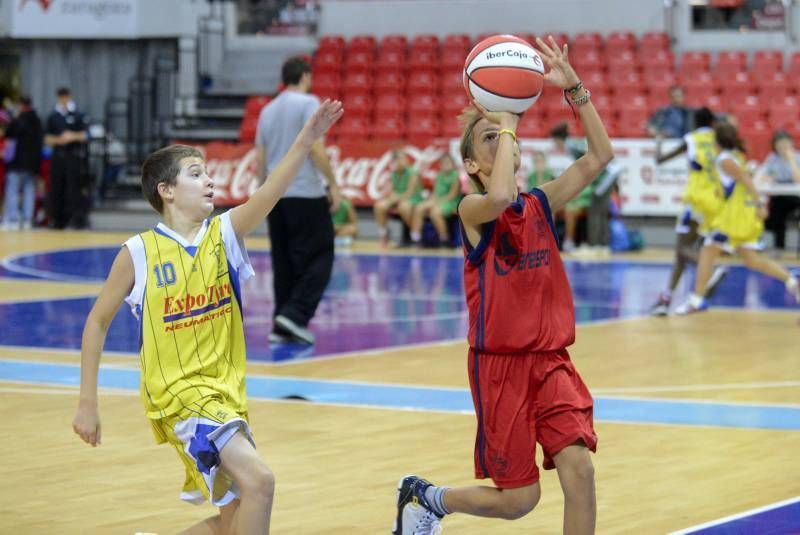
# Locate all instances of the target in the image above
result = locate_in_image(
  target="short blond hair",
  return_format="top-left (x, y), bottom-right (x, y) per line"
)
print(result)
top-left (458, 107), bottom-right (485, 193)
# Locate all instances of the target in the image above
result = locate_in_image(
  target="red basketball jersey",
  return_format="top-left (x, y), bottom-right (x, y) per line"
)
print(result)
top-left (461, 189), bottom-right (575, 353)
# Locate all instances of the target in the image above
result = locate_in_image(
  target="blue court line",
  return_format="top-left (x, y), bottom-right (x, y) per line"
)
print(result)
top-left (2, 360), bottom-right (800, 431)
top-left (671, 497), bottom-right (800, 534)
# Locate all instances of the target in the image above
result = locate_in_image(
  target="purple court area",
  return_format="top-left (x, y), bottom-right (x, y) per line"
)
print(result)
top-left (1, 247), bottom-right (798, 362)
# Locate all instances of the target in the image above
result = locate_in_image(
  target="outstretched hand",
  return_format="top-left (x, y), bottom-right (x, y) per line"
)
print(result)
top-left (535, 36), bottom-right (580, 90)
top-left (305, 99), bottom-right (344, 140)
top-left (472, 99), bottom-right (519, 130)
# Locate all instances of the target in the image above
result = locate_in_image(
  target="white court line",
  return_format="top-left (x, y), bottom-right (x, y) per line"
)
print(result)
top-left (593, 380), bottom-right (800, 395)
top-left (668, 495), bottom-right (800, 534)
top-left (599, 394), bottom-right (800, 409)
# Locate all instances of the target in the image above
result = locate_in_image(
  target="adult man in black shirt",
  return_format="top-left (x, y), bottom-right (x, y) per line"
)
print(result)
top-left (45, 87), bottom-right (88, 229)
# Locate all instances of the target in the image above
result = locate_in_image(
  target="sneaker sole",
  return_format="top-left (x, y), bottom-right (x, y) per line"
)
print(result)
top-left (393, 474), bottom-right (415, 535)
top-left (275, 316), bottom-right (315, 345)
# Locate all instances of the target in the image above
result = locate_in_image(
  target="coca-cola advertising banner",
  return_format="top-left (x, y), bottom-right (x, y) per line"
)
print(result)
top-left (187, 138), bottom-right (687, 216)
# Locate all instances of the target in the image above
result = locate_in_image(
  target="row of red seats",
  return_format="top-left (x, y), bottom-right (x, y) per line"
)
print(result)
top-left (318, 31), bottom-right (670, 55)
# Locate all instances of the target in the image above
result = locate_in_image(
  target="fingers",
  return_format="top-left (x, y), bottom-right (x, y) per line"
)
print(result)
top-left (472, 99), bottom-right (490, 118)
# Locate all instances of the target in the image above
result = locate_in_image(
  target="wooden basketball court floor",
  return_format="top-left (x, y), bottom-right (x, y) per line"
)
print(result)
top-left (0, 229), bottom-right (798, 534)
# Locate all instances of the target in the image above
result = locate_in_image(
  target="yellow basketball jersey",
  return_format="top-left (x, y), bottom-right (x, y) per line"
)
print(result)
top-left (711, 150), bottom-right (763, 244)
top-left (125, 215), bottom-right (249, 423)
top-left (683, 128), bottom-right (723, 224)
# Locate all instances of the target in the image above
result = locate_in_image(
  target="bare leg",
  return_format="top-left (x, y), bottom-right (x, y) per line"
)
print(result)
top-left (397, 201), bottom-right (414, 226)
top-left (442, 483), bottom-right (540, 520)
top-left (218, 433), bottom-right (275, 535)
top-left (374, 199), bottom-right (392, 228)
top-left (335, 223), bottom-right (358, 238)
top-left (430, 205), bottom-right (449, 241)
top-left (179, 515), bottom-right (222, 535)
top-left (411, 200), bottom-right (433, 236)
top-left (565, 207), bottom-right (581, 243)
top-left (553, 444), bottom-right (596, 535)
top-left (668, 223), bottom-right (700, 291)
top-left (693, 244), bottom-right (723, 295)
top-left (739, 247), bottom-right (791, 282)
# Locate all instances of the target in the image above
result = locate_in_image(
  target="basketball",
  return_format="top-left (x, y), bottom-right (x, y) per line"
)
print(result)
top-left (463, 34), bottom-right (545, 114)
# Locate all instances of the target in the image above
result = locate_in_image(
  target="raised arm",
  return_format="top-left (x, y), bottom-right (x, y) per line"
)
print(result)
top-left (72, 247), bottom-right (135, 447)
top-left (229, 100), bottom-right (343, 237)
top-left (536, 36), bottom-right (614, 213)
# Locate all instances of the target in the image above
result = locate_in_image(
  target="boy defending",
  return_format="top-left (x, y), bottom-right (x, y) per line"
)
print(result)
top-left (72, 101), bottom-right (342, 534)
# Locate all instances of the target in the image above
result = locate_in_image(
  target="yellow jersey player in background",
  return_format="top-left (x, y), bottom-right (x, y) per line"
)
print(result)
top-left (676, 121), bottom-right (799, 314)
top-left (650, 107), bottom-right (728, 315)
top-left (72, 100), bottom-right (343, 534)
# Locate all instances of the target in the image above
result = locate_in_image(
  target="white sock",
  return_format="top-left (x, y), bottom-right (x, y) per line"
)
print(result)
top-left (378, 226), bottom-right (388, 238)
top-left (410, 232), bottom-right (421, 243)
top-left (689, 293), bottom-right (705, 307)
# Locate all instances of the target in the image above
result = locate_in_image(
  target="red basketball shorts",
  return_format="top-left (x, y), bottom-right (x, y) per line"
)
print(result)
top-left (467, 347), bottom-right (597, 489)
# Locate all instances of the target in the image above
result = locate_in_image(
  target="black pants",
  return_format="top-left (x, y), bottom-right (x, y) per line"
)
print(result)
top-left (267, 197), bottom-right (334, 328)
top-left (766, 195), bottom-right (800, 250)
top-left (587, 188), bottom-right (612, 246)
top-left (48, 153), bottom-right (85, 229)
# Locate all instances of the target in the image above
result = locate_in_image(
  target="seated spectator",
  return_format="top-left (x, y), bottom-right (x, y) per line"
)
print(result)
top-left (332, 196), bottom-right (358, 248)
top-left (526, 150), bottom-right (555, 190)
top-left (409, 153), bottom-right (462, 246)
top-left (756, 130), bottom-right (800, 255)
top-left (373, 149), bottom-right (423, 246)
top-left (647, 85), bottom-right (692, 139)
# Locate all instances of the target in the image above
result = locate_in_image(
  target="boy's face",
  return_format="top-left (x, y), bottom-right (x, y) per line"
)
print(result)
top-left (161, 157), bottom-right (214, 219)
top-left (464, 118), bottom-right (521, 186)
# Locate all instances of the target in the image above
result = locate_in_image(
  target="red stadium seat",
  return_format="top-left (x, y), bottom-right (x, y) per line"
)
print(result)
top-left (440, 68), bottom-right (465, 94)
top-left (591, 93), bottom-right (614, 122)
top-left (607, 49), bottom-right (640, 72)
top-left (739, 121), bottom-right (772, 160)
top-left (313, 88), bottom-right (340, 102)
top-left (442, 49), bottom-right (466, 71)
top-left (703, 93), bottom-right (723, 112)
top-left (517, 113), bottom-right (546, 138)
top-left (681, 51), bottom-right (712, 73)
top-left (239, 115), bottom-right (258, 143)
top-left (441, 116), bottom-right (463, 138)
top-left (606, 31), bottom-right (636, 51)
top-left (610, 70), bottom-right (643, 93)
top-left (374, 93), bottom-right (406, 117)
top-left (789, 52), bottom-right (800, 77)
top-left (379, 34), bottom-right (408, 53)
top-left (338, 115), bottom-right (371, 142)
top-left (752, 49), bottom-right (784, 74)
top-left (717, 72), bottom-right (754, 101)
top-left (581, 70), bottom-right (609, 96)
top-left (640, 49), bottom-right (675, 71)
top-left (543, 32), bottom-right (569, 47)
top-left (318, 35), bottom-right (346, 52)
top-left (407, 70), bottom-right (439, 94)
top-left (313, 50), bottom-right (343, 74)
top-left (517, 33), bottom-right (538, 47)
top-left (640, 31), bottom-right (670, 53)
top-left (729, 95), bottom-right (764, 127)
top-left (408, 49), bottom-right (440, 71)
top-left (344, 49), bottom-right (374, 73)
top-left (342, 93), bottom-right (373, 117)
top-left (646, 71), bottom-right (678, 102)
top-left (616, 114), bottom-right (648, 137)
top-left (311, 73), bottom-right (340, 94)
top-left (756, 71), bottom-right (790, 101)
top-left (767, 96), bottom-right (800, 128)
top-left (573, 32), bottom-right (604, 51)
top-left (375, 49), bottom-right (406, 72)
top-left (410, 34), bottom-right (440, 52)
top-left (342, 72), bottom-right (373, 94)
top-left (244, 95), bottom-right (271, 118)
top-left (407, 114), bottom-right (441, 145)
top-left (441, 91), bottom-right (470, 118)
top-left (374, 71), bottom-right (407, 94)
top-left (372, 115), bottom-right (407, 141)
top-left (348, 34), bottom-right (377, 52)
top-left (571, 50), bottom-right (605, 74)
top-left (407, 93), bottom-right (440, 115)
top-left (443, 33), bottom-right (472, 52)
top-left (715, 50), bottom-right (747, 75)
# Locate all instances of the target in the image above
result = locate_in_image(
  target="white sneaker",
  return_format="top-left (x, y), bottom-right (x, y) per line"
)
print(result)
top-left (674, 294), bottom-right (708, 315)
top-left (562, 238), bottom-right (576, 253)
top-left (275, 315), bottom-right (315, 345)
top-left (786, 276), bottom-right (800, 303)
top-left (398, 503), bottom-right (442, 535)
top-left (393, 476), bottom-right (444, 535)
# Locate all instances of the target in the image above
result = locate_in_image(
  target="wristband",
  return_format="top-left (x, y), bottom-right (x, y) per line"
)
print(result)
top-left (498, 128), bottom-right (517, 142)
top-left (566, 80), bottom-right (584, 95)
top-left (571, 88), bottom-right (592, 106)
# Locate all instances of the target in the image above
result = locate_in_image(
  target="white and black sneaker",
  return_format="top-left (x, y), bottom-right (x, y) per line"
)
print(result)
top-left (268, 332), bottom-right (290, 344)
top-left (275, 315), bottom-right (315, 345)
top-left (393, 475), bottom-right (443, 535)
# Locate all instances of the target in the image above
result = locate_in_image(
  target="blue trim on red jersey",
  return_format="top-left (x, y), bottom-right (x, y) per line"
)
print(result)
top-left (460, 219), bottom-right (497, 265)
top-left (530, 188), bottom-right (560, 248)
top-left (474, 263), bottom-right (490, 478)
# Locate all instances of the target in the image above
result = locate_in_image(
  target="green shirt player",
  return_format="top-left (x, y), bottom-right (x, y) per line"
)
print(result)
top-left (373, 149), bottom-right (423, 246)
top-left (409, 153), bottom-right (463, 246)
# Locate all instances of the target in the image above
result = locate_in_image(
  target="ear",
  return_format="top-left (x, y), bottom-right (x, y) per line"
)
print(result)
top-left (157, 182), bottom-right (174, 204)
top-left (463, 157), bottom-right (480, 175)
